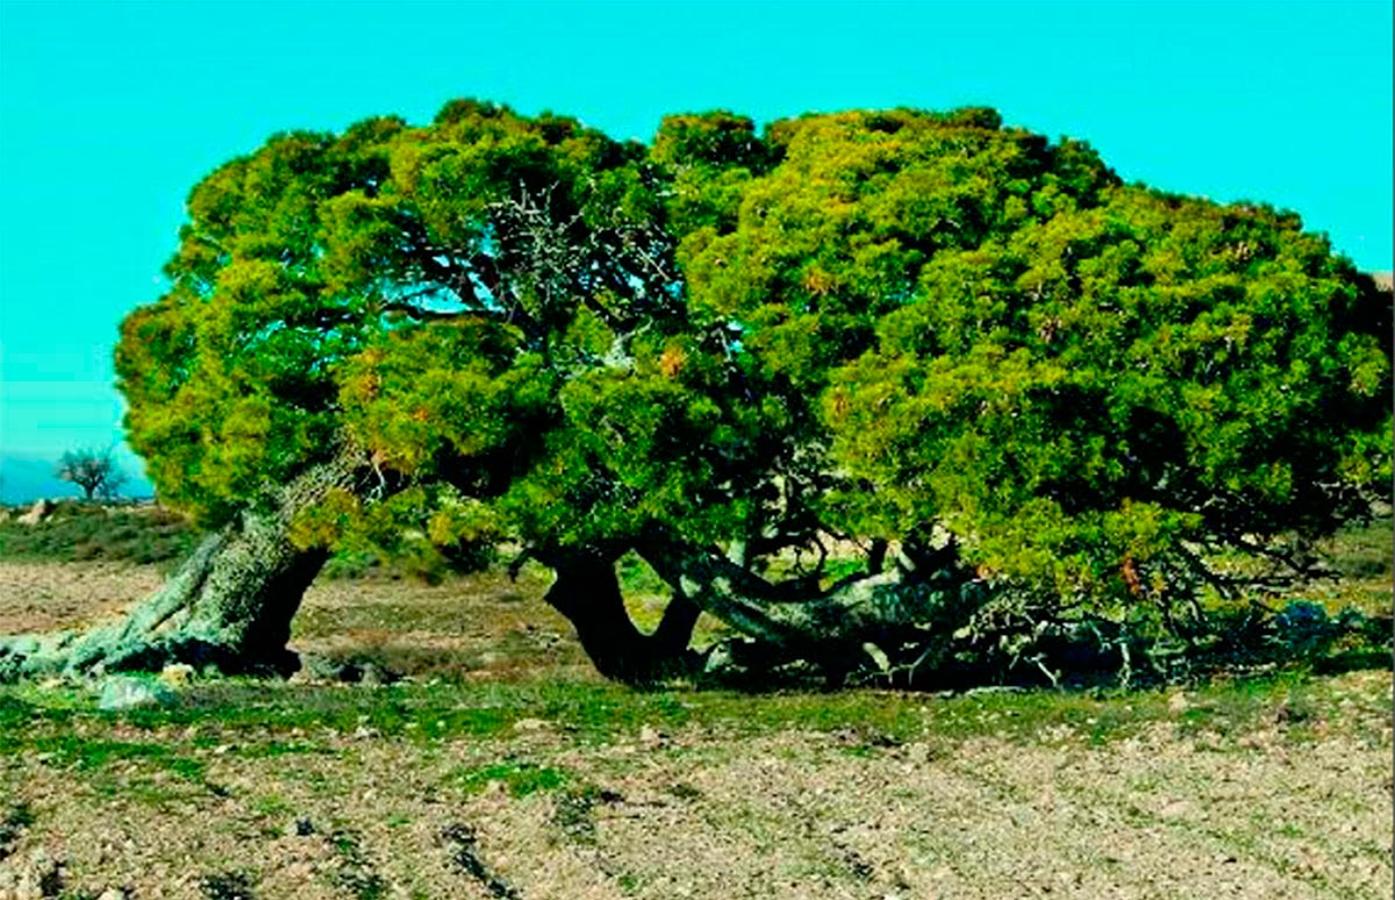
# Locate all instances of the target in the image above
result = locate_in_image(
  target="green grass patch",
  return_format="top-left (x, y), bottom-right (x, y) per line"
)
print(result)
top-left (1323, 515), bottom-right (1393, 581)
top-left (453, 760), bottom-right (570, 798)
top-left (24, 733), bottom-right (207, 781)
top-left (0, 667), bottom-right (1385, 774)
top-left (252, 793), bottom-right (295, 819)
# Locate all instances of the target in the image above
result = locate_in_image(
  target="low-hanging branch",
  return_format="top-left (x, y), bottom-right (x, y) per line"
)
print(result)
top-left (636, 531), bottom-right (982, 659)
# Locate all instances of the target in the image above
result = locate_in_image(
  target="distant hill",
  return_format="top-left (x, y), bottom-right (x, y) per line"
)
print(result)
top-left (0, 454), bottom-right (153, 506)
top-left (1373, 271), bottom-right (1392, 292)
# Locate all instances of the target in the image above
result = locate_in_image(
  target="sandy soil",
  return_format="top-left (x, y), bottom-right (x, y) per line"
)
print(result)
top-left (0, 562), bottom-right (163, 635)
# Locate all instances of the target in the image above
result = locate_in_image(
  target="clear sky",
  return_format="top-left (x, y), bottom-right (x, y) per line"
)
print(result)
top-left (0, 0), bottom-right (1391, 495)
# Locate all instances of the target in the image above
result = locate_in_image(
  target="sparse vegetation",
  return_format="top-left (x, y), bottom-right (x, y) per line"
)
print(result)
top-left (0, 501), bottom-right (196, 566)
top-left (454, 762), bottom-right (571, 799)
top-left (0, 664), bottom-right (1388, 895)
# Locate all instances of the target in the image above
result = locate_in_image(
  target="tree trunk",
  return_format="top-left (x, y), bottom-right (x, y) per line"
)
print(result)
top-left (0, 449), bottom-right (366, 683)
top-left (543, 552), bottom-right (701, 684)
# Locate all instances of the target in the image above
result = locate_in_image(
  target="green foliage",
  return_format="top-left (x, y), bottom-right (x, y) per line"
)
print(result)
top-left (827, 192), bottom-right (1386, 567)
top-left (114, 99), bottom-right (1391, 666)
top-left (117, 101), bottom-right (661, 533)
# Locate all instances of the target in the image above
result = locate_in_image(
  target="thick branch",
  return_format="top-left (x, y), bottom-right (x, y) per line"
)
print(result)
top-left (636, 534), bottom-right (981, 661)
top-left (542, 550), bottom-right (700, 683)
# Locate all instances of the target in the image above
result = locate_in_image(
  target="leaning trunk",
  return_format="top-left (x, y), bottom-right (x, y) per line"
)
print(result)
top-left (0, 449), bottom-right (366, 682)
top-left (543, 552), bottom-right (701, 684)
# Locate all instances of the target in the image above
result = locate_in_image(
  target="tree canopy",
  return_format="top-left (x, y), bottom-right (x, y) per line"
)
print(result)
top-left (55, 447), bottom-right (128, 501)
top-left (111, 100), bottom-right (1391, 684)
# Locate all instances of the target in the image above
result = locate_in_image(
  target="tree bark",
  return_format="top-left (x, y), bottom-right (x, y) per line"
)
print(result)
top-left (637, 534), bottom-right (984, 680)
top-left (0, 448), bottom-right (366, 682)
top-left (543, 551), bottom-right (701, 684)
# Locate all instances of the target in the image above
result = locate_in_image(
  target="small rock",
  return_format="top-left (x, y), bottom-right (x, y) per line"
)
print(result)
top-left (16, 499), bottom-right (52, 526)
top-left (1160, 799), bottom-right (1191, 819)
top-left (359, 662), bottom-right (385, 686)
top-left (297, 653), bottom-right (346, 681)
top-left (98, 889), bottom-right (128, 900)
top-left (13, 848), bottom-right (64, 899)
top-left (638, 724), bottom-right (667, 748)
top-left (1167, 691), bottom-right (1189, 714)
top-left (512, 718), bottom-right (550, 733)
top-left (97, 676), bottom-right (176, 711)
top-left (702, 641), bottom-right (744, 675)
top-left (158, 663), bottom-right (195, 689)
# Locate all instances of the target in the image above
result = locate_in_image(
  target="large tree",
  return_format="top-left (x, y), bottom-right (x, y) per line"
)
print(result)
top-left (1, 102), bottom-right (1387, 685)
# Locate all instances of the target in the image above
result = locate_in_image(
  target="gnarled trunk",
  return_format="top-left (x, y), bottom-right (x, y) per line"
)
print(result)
top-left (637, 535), bottom-right (985, 681)
top-left (543, 552), bottom-right (701, 684)
top-left (0, 449), bottom-right (366, 682)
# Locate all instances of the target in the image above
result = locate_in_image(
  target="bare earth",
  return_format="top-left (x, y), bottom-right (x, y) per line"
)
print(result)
top-left (0, 562), bottom-right (1390, 899)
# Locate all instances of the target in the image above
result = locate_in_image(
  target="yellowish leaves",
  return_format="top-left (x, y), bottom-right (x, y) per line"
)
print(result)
top-left (659, 345), bottom-right (687, 379)
top-left (802, 266), bottom-right (838, 297)
top-left (1121, 555), bottom-right (1143, 597)
top-left (287, 486), bottom-right (361, 550)
top-left (339, 369), bottom-right (381, 406)
top-left (426, 509), bottom-right (457, 546)
top-left (828, 389), bottom-right (851, 421)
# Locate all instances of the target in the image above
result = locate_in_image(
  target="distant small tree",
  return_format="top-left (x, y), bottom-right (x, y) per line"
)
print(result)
top-left (56, 447), bottom-right (127, 501)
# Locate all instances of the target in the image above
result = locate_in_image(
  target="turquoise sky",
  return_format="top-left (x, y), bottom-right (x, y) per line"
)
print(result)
top-left (0, 0), bottom-right (1390, 491)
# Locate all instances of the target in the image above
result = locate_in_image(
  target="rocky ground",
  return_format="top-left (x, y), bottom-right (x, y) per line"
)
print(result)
top-left (0, 561), bottom-right (1391, 899)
